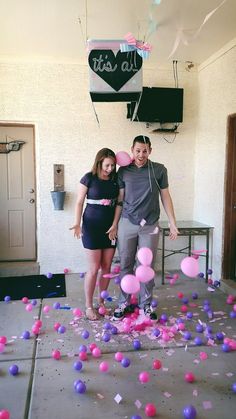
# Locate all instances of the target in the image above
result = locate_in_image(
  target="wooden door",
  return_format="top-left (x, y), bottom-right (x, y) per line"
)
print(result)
top-left (222, 114), bottom-right (236, 280)
top-left (0, 124), bottom-right (36, 261)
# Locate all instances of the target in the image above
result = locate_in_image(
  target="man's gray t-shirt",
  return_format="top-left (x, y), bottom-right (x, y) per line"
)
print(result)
top-left (117, 160), bottom-right (168, 225)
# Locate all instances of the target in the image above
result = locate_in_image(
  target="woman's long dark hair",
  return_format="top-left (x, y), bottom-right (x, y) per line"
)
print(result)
top-left (91, 148), bottom-right (116, 179)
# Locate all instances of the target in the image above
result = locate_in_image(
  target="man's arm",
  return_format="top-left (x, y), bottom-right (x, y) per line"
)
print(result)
top-left (160, 187), bottom-right (179, 240)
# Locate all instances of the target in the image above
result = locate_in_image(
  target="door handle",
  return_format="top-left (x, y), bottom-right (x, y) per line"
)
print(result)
top-left (233, 205), bottom-right (236, 209)
top-left (29, 188), bottom-right (34, 193)
top-left (29, 199), bottom-right (35, 204)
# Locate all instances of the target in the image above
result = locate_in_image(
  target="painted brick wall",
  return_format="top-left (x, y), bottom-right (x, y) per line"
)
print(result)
top-left (0, 60), bottom-right (198, 275)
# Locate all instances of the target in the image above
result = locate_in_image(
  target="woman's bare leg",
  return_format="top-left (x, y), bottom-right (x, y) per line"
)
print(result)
top-left (84, 249), bottom-right (101, 319)
top-left (98, 248), bottom-right (116, 305)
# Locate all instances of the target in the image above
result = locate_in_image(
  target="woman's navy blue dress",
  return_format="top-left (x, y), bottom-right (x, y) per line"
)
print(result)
top-left (80, 172), bottom-right (119, 250)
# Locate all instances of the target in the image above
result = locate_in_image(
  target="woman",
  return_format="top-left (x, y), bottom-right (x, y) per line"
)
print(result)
top-left (70, 148), bottom-right (120, 320)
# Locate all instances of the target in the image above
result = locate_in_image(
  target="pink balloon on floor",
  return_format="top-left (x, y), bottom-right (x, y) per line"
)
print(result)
top-left (135, 265), bottom-right (155, 283)
top-left (181, 256), bottom-right (199, 278)
top-left (121, 274), bottom-right (140, 294)
top-left (116, 151), bottom-right (132, 167)
top-left (99, 361), bottom-right (109, 372)
top-left (137, 247), bottom-right (153, 266)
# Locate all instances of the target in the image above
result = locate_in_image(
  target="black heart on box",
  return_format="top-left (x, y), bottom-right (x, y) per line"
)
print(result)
top-left (88, 49), bottom-right (143, 92)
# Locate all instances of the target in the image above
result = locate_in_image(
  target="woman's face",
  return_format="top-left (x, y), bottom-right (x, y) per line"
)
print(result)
top-left (101, 157), bottom-right (116, 177)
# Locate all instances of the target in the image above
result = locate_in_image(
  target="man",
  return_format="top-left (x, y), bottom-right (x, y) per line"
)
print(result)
top-left (112, 135), bottom-right (179, 320)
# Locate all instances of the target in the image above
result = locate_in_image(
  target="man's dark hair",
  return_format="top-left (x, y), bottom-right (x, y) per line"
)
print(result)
top-left (133, 135), bottom-right (151, 148)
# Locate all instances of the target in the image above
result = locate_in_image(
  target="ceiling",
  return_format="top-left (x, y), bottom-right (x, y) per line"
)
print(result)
top-left (0, 0), bottom-right (236, 66)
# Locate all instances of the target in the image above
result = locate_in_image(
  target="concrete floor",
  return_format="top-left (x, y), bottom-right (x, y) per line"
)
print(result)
top-left (0, 271), bottom-right (236, 419)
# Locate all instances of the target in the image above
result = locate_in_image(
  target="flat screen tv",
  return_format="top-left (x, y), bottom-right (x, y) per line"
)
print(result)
top-left (127, 87), bottom-right (184, 123)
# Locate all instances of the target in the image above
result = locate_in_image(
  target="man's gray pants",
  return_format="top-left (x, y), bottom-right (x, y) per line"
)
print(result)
top-left (117, 217), bottom-right (160, 308)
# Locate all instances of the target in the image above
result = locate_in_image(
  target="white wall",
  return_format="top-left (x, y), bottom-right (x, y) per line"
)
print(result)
top-left (0, 60), bottom-right (199, 274)
top-left (194, 39), bottom-right (236, 279)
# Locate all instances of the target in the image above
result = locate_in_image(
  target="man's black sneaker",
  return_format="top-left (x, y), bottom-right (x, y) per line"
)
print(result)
top-left (144, 304), bottom-right (157, 320)
top-left (111, 303), bottom-right (128, 321)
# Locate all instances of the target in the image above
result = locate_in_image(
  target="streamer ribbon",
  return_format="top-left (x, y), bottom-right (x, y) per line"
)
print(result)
top-left (120, 32), bottom-right (152, 59)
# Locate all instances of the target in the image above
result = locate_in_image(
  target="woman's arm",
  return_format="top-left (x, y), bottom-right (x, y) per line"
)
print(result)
top-left (106, 188), bottom-right (124, 240)
top-left (70, 183), bottom-right (88, 238)
top-left (160, 187), bottom-right (179, 240)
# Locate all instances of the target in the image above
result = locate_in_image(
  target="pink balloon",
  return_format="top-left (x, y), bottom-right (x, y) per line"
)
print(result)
top-left (116, 151), bottom-right (132, 167)
top-left (92, 347), bottom-right (102, 358)
top-left (137, 247), bottom-right (153, 266)
top-left (121, 274), bottom-right (140, 294)
top-left (200, 351), bottom-right (208, 360)
top-left (180, 256), bottom-right (199, 278)
top-left (99, 361), bottom-right (109, 372)
top-left (0, 410), bottom-right (10, 419)
top-left (114, 352), bottom-right (123, 362)
top-left (135, 265), bottom-right (155, 283)
top-left (0, 343), bottom-right (5, 353)
top-left (52, 349), bottom-right (61, 360)
top-left (139, 371), bottom-right (150, 383)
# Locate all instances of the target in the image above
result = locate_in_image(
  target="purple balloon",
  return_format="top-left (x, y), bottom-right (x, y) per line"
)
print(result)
top-left (216, 332), bottom-right (224, 340)
top-left (58, 325), bottom-right (66, 334)
top-left (81, 330), bottom-right (89, 339)
top-left (160, 313), bottom-right (168, 322)
top-left (151, 299), bottom-right (158, 308)
top-left (230, 311), bottom-right (236, 319)
top-left (103, 322), bottom-right (112, 330)
top-left (186, 312), bottom-right (193, 319)
top-left (198, 272), bottom-right (205, 278)
top-left (194, 336), bottom-right (203, 346)
top-left (183, 331), bottom-right (192, 340)
top-left (232, 382), bottom-right (236, 393)
top-left (121, 357), bottom-right (130, 368)
top-left (22, 331), bottom-right (30, 340)
top-left (111, 326), bottom-right (118, 335)
top-left (53, 302), bottom-right (61, 309)
top-left (4, 295), bottom-right (11, 302)
top-left (182, 297), bottom-right (189, 304)
top-left (73, 361), bottom-right (83, 371)
top-left (46, 272), bottom-right (53, 279)
top-left (102, 332), bottom-right (111, 342)
top-left (75, 381), bottom-right (86, 394)
top-left (222, 343), bottom-right (231, 352)
top-left (9, 364), bottom-right (19, 376)
top-left (101, 290), bottom-right (109, 299)
top-left (195, 324), bottom-right (204, 333)
top-left (206, 326), bottom-right (213, 334)
top-left (79, 344), bottom-right (87, 353)
top-left (182, 404), bottom-right (197, 419)
top-left (114, 276), bottom-right (121, 284)
top-left (192, 292), bottom-right (198, 299)
top-left (153, 328), bottom-right (161, 337)
top-left (31, 299), bottom-right (37, 306)
top-left (133, 339), bottom-right (141, 350)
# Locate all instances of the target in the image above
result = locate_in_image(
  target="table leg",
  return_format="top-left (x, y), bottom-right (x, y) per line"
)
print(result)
top-left (188, 234), bottom-right (192, 256)
top-left (161, 231), bottom-right (165, 285)
top-left (205, 230), bottom-right (210, 283)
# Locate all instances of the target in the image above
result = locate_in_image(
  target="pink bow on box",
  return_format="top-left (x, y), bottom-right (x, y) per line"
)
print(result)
top-left (120, 32), bottom-right (152, 59)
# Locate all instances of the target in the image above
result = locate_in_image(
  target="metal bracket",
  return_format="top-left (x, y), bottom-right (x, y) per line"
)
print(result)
top-left (53, 164), bottom-right (64, 191)
top-left (0, 140), bottom-right (26, 154)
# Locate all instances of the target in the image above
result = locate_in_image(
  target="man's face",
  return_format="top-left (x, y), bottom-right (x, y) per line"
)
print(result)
top-left (131, 142), bottom-right (152, 168)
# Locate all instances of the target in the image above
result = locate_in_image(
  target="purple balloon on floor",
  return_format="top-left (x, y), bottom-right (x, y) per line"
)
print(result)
top-left (182, 404), bottom-right (197, 419)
